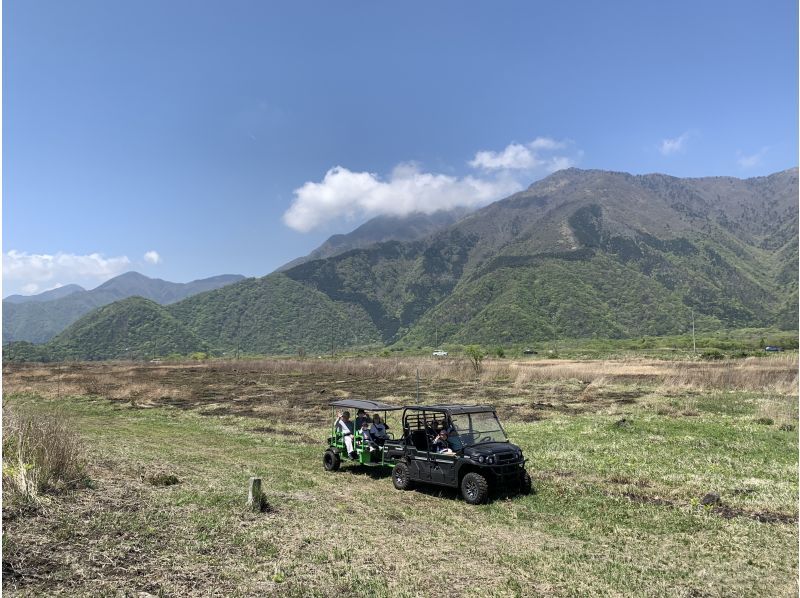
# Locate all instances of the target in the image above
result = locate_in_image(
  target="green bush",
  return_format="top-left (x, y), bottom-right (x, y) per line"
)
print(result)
top-left (465, 345), bottom-right (485, 374)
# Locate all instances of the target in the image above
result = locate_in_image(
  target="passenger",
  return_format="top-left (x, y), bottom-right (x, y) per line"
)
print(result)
top-left (431, 430), bottom-right (455, 455)
top-left (355, 409), bottom-right (370, 429)
top-left (360, 420), bottom-right (377, 452)
top-left (425, 418), bottom-right (438, 439)
top-left (335, 411), bottom-right (357, 459)
top-left (370, 414), bottom-right (389, 446)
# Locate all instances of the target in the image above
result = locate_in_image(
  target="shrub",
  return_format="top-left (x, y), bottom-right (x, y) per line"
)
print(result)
top-left (2, 404), bottom-right (87, 506)
top-left (700, 350), bottom-right (725, 361)
top-left (465, 345), bottom-right (485, 374)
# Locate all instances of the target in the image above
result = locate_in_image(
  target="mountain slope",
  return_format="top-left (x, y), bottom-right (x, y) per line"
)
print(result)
top-left (3, 272), bottom-right (245, 344)
top-left (277, 208), bottom-right (470, 271)
top-left (168, 274), bottom-right (382, 355)
top-left (6, 168), bottom-right (796, 361)
top-left (4, 284), bottom-right (85, 304)
top-left (5, 297), bottom-right (204, 361)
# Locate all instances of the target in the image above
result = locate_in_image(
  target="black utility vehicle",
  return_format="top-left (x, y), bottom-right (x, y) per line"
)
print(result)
top-left (382, 405), bottom-right (532, 504)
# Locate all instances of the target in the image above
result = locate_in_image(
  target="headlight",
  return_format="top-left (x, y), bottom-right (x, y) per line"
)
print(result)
top-left (487, 456), bottom-right (495, 464)
top-left (478, 455), bottom-right (485, 463)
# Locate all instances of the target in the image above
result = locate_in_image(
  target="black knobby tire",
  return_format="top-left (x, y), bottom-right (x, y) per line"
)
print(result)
top-left (392, 461), bottom-right (414, 491)
top-left (520, 470), bottom-right (534, 495)
top-left (461, 472), bottom-right (489, 505)
top-left (323, 449), bottom-right (341, 472)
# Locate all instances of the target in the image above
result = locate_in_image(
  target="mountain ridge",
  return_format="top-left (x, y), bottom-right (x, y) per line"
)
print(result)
top-left (5, 167), bottom-right (797, 361)
top-left (3, 272), bottom-right (245, 344)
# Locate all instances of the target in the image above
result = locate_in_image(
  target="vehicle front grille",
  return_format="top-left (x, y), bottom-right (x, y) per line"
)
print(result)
top-left (496, 452), bottom-right (518, 464)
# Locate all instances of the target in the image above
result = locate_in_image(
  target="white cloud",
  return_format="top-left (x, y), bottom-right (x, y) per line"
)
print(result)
top-left (737, 147), bottom-right (768, 169)
top-left (469, 137), bottom-right (571, 170)
top-left (284, 164), bottom-right (522, 232)
top-left (284, 138), bottom-right (579, 232)
top-left (659, 132), bottom-right (690, 156)
top-left (144, 250), bottom-right (162, 264)
top-left (3, 250), bottom-right (131, 294)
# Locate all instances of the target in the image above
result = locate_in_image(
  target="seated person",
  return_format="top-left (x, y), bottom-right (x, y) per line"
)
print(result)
top-left (355, 409), bottom-right (370, 429)
top-left (425, 418), bottom-right (440, 439)
top-left (334, 411), bottom-right (357, 459)
top-left (360, 420), bottom-right (378, 452)
top-left (431, 430), bottom-right (455, 455)
top-left (440, 417), bottom-right (462, 450)
top-left (369, 414), bottom-right (390, 446)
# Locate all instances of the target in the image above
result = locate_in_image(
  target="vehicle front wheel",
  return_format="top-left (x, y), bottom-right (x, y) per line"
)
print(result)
top-left (520, 470), bottom-right (534, 495)
top-left (461, 472), bottom-right (489, 505)
top-left (392, 461), bottom-right (414, 491)
top-left (323, 449), bottom-right (341, 471)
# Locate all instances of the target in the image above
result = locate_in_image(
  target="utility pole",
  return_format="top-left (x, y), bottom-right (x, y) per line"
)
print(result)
top-left (435, 323), bottom-right (438, 349)
top-left (691, 309), bottom-right (697, 355)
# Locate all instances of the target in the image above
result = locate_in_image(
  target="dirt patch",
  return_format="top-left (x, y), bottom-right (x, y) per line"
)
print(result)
top-left (620, 492), bottom-right (798, 525)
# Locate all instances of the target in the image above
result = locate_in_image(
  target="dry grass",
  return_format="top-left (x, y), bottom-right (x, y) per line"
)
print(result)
top-left (2, 356), bottom-right (797, 596)
top-left (2, 403), bottom-right (87, 507)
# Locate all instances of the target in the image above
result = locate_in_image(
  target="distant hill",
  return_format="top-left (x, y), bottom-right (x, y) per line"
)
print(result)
top-left (38, 297), bottom-right (203, 361)
top-left (4, 284), bottom-right (85, 304)
top-left (277, 208), bottom-right (471, 270)
top-left (3, 272), bottom-right (245, 344)
top-left (7, 168), bottom-right (797, 361)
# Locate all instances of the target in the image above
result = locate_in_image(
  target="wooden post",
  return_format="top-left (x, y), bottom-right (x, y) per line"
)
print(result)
top-left (247, 477), bottom-right (263, 511)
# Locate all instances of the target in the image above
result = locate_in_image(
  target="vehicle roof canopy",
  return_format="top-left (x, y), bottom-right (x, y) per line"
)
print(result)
top-left (404, 404), bottom-right (495, 415)
top-left (329, 399), bottom-right (402, 411)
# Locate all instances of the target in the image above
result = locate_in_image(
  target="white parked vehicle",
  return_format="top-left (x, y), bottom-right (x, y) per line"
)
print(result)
top-left (432, 350), bottom-right (448, 357)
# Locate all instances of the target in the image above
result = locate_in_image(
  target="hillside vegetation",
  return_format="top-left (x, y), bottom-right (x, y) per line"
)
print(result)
top-left (3, 272), bottom-right (244, 344)
top-left (5, 168), bottom-right (797, 361)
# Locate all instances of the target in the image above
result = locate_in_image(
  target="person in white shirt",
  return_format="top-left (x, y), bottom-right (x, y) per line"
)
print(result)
top-left (334, 411), bottom-right (357, 459)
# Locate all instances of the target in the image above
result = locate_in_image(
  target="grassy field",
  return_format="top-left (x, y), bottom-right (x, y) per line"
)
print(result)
top-left (3, 355), bottom-right (798, 597)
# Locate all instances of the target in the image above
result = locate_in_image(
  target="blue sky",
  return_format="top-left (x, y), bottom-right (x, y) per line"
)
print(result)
top-left (3, 0), bottom-right (797, 296)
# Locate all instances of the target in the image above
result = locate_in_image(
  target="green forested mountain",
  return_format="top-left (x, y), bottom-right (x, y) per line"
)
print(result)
top-left (4, 297), bottom-right (204, 361)
top-left (3, 272), bottom-right (244, 344)
top-left (7, 168), bottom-right (797, 361)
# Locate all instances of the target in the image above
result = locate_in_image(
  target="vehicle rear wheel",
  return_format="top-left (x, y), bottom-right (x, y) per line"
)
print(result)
top-left (392, 461), bottom-right (414, 490)
top-left (520, 470), bottom-right (534, 495)
top-left (323, 449), bottom-right (341, 471)
top-left (461, 472), bottom-right (489, 505)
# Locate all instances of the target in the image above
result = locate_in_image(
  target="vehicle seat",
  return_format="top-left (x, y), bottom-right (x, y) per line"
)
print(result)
top-left (410, 430), bottom-right (429, 451)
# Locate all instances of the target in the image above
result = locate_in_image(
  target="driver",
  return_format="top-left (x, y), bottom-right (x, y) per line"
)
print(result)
top-left (440, 417), bottom-right (462, 450)
top-left (431, 430), bottom-right (455, 455)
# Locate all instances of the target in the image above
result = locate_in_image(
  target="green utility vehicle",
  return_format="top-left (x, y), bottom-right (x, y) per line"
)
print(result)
top-left (323, 399), bottom-right (533, 504)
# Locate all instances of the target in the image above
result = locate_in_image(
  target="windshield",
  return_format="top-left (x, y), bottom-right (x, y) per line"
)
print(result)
top-left (449, 411), bottom-right (507, 447)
